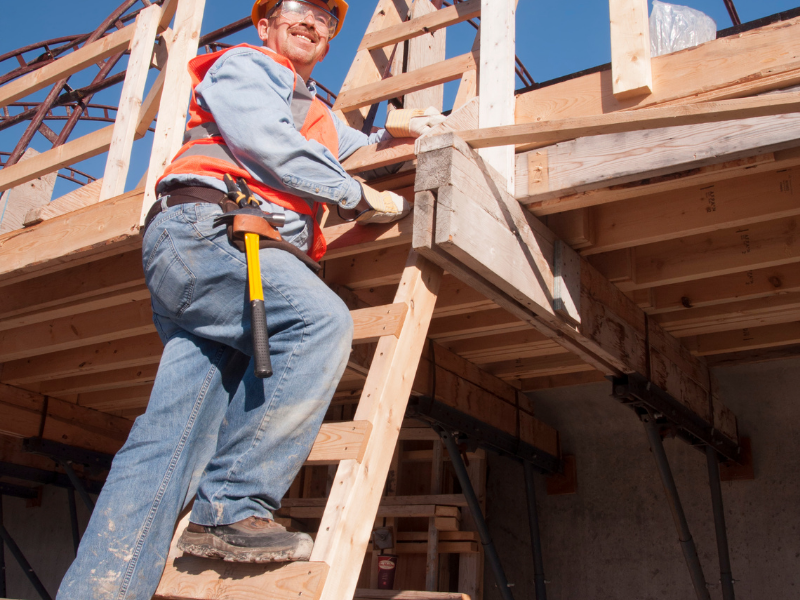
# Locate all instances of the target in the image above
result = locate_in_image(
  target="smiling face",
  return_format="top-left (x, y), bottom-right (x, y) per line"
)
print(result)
top-left (258, 0), bottom-right (331, 81)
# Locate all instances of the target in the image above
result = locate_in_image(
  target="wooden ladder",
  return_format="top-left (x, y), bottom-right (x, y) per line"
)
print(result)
top-left (154, 250), bottom-right (443, 600)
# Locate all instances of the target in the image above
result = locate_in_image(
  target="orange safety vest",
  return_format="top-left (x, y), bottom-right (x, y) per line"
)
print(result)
top-left (157, 44), bottom-right (339, 261)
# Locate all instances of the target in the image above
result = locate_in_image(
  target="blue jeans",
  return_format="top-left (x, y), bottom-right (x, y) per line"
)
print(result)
top-left (57, 202), bottom-right (353, 600)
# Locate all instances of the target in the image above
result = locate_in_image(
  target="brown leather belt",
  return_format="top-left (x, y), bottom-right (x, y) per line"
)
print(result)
top-left (142, 185), bottom-right (226, 236)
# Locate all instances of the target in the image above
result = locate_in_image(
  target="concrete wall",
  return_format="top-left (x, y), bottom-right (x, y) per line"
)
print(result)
top-left (2, 487), bottom-right (92, 600)
top-left (484, 357), bottom-right (800, 600)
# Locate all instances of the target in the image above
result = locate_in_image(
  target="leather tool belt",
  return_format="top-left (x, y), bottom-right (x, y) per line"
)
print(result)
top-left (142, 185), bottom-right (321, 273)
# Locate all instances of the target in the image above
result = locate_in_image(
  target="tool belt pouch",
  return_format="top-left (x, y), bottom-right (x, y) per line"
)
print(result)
top-left (219, 200), bottom-right (321, 274)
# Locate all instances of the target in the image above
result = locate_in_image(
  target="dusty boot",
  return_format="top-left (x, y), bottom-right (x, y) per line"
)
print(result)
top-left (177, 516), bottom-right (313, 563)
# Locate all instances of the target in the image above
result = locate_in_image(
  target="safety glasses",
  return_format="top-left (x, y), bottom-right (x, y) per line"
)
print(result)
top-left (273, 0), bottom-right (338, 38)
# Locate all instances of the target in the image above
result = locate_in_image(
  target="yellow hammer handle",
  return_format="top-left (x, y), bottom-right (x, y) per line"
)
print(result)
top-left (244, 233), bottom-right (263, 301)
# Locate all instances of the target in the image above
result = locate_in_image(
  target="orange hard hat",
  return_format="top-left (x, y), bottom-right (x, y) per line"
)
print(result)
top-left (251, 0), bottom-right (349, 39)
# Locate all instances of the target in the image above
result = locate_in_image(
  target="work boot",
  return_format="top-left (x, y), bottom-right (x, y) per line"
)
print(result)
top-left (177, 516), bottom-right (313, 563)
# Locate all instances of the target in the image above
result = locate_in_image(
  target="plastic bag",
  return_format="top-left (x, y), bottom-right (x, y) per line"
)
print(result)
top-left (649, 0), bottom-right (717, 57)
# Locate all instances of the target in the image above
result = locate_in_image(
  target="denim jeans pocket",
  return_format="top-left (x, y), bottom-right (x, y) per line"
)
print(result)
top-left (145, 229), bottom-right (196, 317)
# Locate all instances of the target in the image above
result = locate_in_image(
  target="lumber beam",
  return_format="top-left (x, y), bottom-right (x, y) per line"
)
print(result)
top-left (567, 164), bottom-right (800, 255)
top-left (514, 112), bottom-right (800, 209)
top-left (0, 25), bottom-right (137, 108)
top-left (609, 0), bottom-right (652, 99)
top-left (683, 321), bottom-right (800, 356)
top-left (359, 0), bottom-right (479, 51)
top-left (0, 189), bottom-right (142, 285)
top-left (333, 52), bottom-right (477, 113)
top-left (589, 216), bottom-right (800, 291)
top-left (463, 92), bottom-right (800, 149)
top-left (413, 132), bottom-right (738, 450)
top-left (23, 179), bottom-right (103, 227)
top-left (644, 262), bottom-right (800, 314)
top-left (0, 383), bottom-right (131, 454)
top-left (515, 15), bottom-right (800, 124)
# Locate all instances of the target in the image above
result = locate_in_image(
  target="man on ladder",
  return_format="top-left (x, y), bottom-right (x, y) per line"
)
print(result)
top-left (56, 1), bottom-right (444, 598)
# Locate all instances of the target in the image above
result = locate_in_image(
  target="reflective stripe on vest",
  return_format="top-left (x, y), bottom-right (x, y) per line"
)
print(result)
top-left (157, 44), bottom-right (339, 262)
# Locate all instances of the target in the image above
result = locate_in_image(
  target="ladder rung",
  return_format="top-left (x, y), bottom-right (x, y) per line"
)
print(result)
top-left (306, 421), bottom-right (372, 465)
top-left (155, 557), bottom-right (328, 600)
top-left (352, 302), bottom-right (408, 344)
top-left (279, 504), bottom-right (460, 520)
top-left (354, 590), bottom-right (472, 600)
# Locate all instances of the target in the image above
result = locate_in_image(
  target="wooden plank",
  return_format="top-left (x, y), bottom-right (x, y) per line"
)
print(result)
top-left (514, 113), bottom-right (800, 208)
top-left (0, 333), bottom-right (163, 385)
top-left (483, 352), bottom-right (594, 380)
top-left (306, 421), bottom-right (373, 465)
top-left (578, 165), bottom-right (800, 255)
top-left (99, 5), bottom-right (161, 201)
top-left (477, 0), bottom-right (515, 190)
top-left (591, 216), bottom-right (800, 291)
top-left (0, 189), bottom-right (142, 282)
top-left (0, 149), bottom-right (56, 233)
top-left (280, 494), bottom-right (467, 509)
top-left (465, 92), bottom-right (800, 149)
top-left (140, 0), bottom-right (206, 224)
top-left (654, 292), bottom-right (800, 337)
top-left (310, 252), bottom-right (442, 600)
top-left (405, 0), bottom-right (446, 111)
top-left (351, 303), bottom-right (408, 344)
top-left (360, 0), bottom-right (479, 51)
top-left (609, 0), bottom-right (652, 99)
top-left (333, 53), bottom-right (477, 113)
top-left (683, 321), bottom-right (800, 356)
top-left (0, 383), bottom-right (131, 454)
top-left (523, 150), bottom-right (800, 217)
top-left (515, 16), bottom-right (800, 124)
top-left (519, 370), bottom-right (607, 391)
top-left (0, 250), bottom-right (144, 326)
top-left (645, 262), bottom-right (800, 314)
top-left (0, 25), bottom-right (136, 108)
top-left (23, 179), bottom-right (103, 227)
top-left (0, 298), bottom-right (154, 362)
top-left (0, 126), bottom-right (114, 194)
top-left (323, 244), bottom-right (410, 289)
top-left (32, 364), bottom-right (159, 396)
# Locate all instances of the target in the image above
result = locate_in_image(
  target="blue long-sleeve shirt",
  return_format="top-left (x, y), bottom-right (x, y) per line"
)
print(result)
top-left (159, 46), bottom-right (388, 252)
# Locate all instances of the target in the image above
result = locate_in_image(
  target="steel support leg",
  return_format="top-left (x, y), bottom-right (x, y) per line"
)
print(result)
top-left (523, 461), bottom-right (548, 600)
top-left (59, 460), bottom-right (94, 512)
top-left (705, 445), bottom-right (736, 600)
top-left (438, 429), bottom-right (515, 600)
top-left (0, 497), bottom-right (53, 600)
top-left (67, 487), bottom-right (80, 555)
top-left (0, 498), bottom-right (5, 599)
top-left (642, 413), bottom-right (710, 600)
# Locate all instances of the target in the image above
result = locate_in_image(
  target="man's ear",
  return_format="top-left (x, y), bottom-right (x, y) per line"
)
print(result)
top-left (257, 18), bottom-right (270, 42)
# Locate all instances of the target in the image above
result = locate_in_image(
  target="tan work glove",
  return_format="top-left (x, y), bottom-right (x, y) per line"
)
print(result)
top-left (357, 184), bottom-right (411, 225)
top-left (385, 106), bottom-right (447, 138)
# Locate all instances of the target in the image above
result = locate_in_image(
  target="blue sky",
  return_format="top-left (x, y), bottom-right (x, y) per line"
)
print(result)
top-left (2, 0), bottom-right (798, 198)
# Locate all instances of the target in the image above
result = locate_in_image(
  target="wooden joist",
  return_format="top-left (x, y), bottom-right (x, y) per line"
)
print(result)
top-left (514, 112), bottom-right (800, 209)
top-left (590, 215), bottom-right (800, 291)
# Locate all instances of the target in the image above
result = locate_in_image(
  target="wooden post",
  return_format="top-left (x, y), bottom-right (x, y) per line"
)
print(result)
top-left (99, 4), bottom-right (161, 201)
top-left (609, 0), bottom-right (653, 99)
top-left (478, 0), bottom-right (516, 193)
top-left (140, 0), bottom-right (206, 224)
top-left (426, 440), bottom-right (443, 591)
